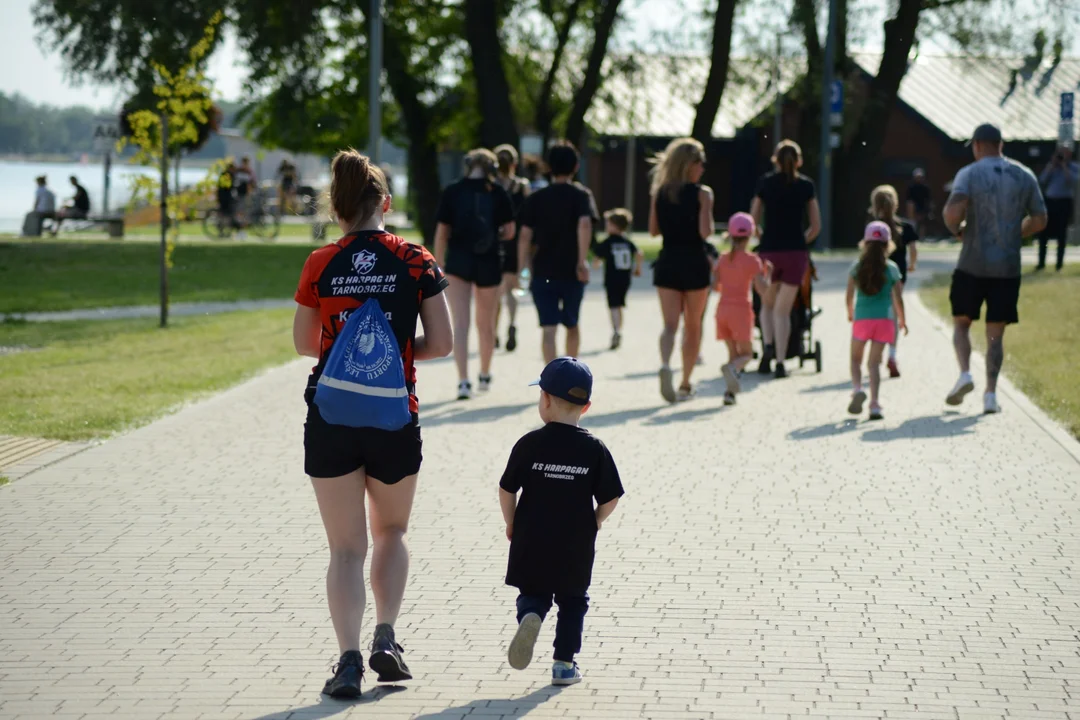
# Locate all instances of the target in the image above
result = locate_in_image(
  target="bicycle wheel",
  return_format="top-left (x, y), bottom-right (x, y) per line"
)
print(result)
top-left (202, 209), bottom-right (232, 240)
top-left (251, 210), bottom-right (281, 241)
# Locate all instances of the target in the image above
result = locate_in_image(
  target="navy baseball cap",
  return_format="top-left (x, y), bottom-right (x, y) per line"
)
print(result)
top-left (967, 123), bottom-right (1002, 146)
top-left (529, 357), bottom-right (593, 405)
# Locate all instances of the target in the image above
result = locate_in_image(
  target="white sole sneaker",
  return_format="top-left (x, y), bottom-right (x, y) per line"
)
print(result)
top-left (659, 367), bottom-right (676, 404)
top-left (508, 613), bottom-right (542, 671)
top-left (721, 364), bottom-right (741, 394)
top-left (946, 380), bottom-right (974, 406)
top-left (848, 390), bottom-right (867, 415)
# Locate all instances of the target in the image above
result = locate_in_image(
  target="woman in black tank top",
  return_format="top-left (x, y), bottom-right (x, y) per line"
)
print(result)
top-left (494, 144), bottom-right (530, 353)
top-left (648, 137), bottom-right (715, 403)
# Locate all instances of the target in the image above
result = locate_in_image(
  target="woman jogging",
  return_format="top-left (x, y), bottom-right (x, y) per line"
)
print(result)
top-left (846, 221), bottom-right (907, 421)
top-left (434, 149), bottom-right (516, 400)
top-left (750, 140), bottom-right (821, 378)
top-left (714, 212), bottom-right (771, 406)
top-left (868, 185), bottom-right (918, 377)
top-left (649, 137), bottom-right (714, 402)
top-left (493, 144), bottom-right (531, 353)
top-left (293, 149), bottom-right (453, 698)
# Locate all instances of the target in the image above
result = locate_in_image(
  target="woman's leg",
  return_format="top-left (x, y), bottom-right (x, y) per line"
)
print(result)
top-left (365, 474), bottom-right (419, 628)
top-left (771, 283), bottom-right (800, 365)
top-left (868, 341), bottom-right (885, 406)
top-left (501, 273), bottom-right (519, 327)
top-left (679, 289), bottom-right (709, 387)
top-left (759, 283), bottom-right (779, 347)
top-left (850, 338), bottom-right (867, 391)
top-left (474, 285), bottom-right (500, 377)
top-left (446, 277), bottom-right (473, 383)
top-left (311, 472), bottom-right (369, 654)
top-left (656, 288), bottom-right (683, 368)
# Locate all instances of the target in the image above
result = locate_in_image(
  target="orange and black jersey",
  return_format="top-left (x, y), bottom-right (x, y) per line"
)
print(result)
top-left (295, 230), bottom-right (448, 416)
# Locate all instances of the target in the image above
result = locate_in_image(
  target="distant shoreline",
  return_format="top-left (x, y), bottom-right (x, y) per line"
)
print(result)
top-left (0, 154), bottom-right (220, 169)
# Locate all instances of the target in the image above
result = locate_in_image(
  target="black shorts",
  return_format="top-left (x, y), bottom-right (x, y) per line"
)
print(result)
top-left (304, 400), bottom-right (422, 484)
top-left (605, 278), bottom-right (631, 308)
top-left (652, 252), bottom-right (711, 291)
top-left (444, 249), bottom-right (502, 288)
top-left (499, 240), bottom-right (518, 275)
top-left (531, 277), bottom-right (585, 328)
top-left (949, 270), bottom-right (1020, 324)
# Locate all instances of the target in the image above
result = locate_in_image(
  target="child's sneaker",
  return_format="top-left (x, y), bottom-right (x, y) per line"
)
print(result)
top-left (721, 363), bottom-right (741, 394)
top-left (848, 389), bottom-right (867, 415)
top-left (946, 372), bottom-right (974, 405)
top-left (508, 613), bottom-right (542, 670)
top-left (868, 403), bottom-right (884, 421)
top-left (723, 391), bottom-right (736, 406)
top-left (983, 392), bottom-right (1001, 414)
top-left (478, 374), bottom-right (493, 392)
top-left (457, 380), bottom-right (472, 400)
top-left (887, 357), bottom-right (900, 378)
top-left (551, 660), bottom-right (583, 686)
top-left (610, 331), bottom-right (621, 350)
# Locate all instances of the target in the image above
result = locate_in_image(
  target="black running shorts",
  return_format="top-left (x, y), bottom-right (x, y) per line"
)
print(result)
top-left (949, 270), bottom-right (1020, 325)
top-left (444, 249), bottom-right (502, 288)
top-left (304, 400), bottom-right (422, 483)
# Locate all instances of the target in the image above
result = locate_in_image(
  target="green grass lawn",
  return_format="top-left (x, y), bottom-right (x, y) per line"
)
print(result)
top-left (920, 266), bottom-right (1080, 440)
top-left (0, 310), bottom-right (297, 441)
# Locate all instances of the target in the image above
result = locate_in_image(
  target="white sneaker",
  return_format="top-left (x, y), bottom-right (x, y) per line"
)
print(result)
top-left (456, 380), bottom-right (472, 400)
top-left (946, 373), bottom-right (974, 406)
top-left (478, 374), bottom-right (492, 392)
top-left (983, 392), bottom-right (1001, 414)
top-left (721, 363), bottom-right (741, 394)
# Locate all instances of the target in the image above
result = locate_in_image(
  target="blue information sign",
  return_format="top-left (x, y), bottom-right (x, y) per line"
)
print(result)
top-left (830, 81), bottom-right (844, 114)
top-left (1062, 92), bottom-right (1075, 121)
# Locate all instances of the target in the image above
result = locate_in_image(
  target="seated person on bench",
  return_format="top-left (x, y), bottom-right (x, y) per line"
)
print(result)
top-left (51, 175), bottom-right (91, 235)
top-left (23, 175), bottom-right (57, 235)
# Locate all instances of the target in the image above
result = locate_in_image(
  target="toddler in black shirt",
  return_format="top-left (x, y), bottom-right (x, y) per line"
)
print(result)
top-left (498, 357), bottom-right (624, 686)
top-left (592, 208), bottom-right (643, 350)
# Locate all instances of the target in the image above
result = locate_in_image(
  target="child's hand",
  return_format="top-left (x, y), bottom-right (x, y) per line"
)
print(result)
top-left (847, 309), bottom-right (854, 323)
top-left (634, 268), bottom-right (642, 277)
top-left (505, 524), bottom-right (513, 541)
top-left (900, 320), bottom-right (909, 336)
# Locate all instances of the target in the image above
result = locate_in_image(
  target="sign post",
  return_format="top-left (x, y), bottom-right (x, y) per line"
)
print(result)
top-left (1060, 91), bottom-right (1075, 150)
top-left (93, 119), bottom-right (121, 215)
top-left (816, 0), bottom-right (840, 251)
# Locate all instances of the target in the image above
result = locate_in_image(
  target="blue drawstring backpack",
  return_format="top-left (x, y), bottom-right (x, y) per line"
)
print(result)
top-left (314, 298), bottom-right (411, 431)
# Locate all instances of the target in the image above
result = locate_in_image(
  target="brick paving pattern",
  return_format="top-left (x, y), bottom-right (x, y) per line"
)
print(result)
top-left (1, 258), bottom-right (1077, 719)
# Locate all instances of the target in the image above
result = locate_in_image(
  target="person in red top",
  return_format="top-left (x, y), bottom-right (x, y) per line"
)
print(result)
top-left (293, 149), bottom-right (452, 699)
top-left (713, 212), bottom-right (771, 405)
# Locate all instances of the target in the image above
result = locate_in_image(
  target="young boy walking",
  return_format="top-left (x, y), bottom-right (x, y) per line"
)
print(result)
top-left (592, 209), bottom-right (643, 349)
top-left (498, 357), bottom-right (624, 685)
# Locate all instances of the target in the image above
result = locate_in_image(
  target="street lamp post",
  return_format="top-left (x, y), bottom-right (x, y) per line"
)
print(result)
top-left (817, 0), bottom-right (840, 251)
top-left (369, 0), bottom-right (383, 166)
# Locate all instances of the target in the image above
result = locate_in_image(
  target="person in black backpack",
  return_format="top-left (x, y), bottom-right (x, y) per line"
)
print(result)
top-left (434, 148), bottom-right (516, 400)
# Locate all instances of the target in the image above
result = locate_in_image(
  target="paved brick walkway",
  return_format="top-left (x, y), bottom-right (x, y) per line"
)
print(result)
top-left (1, 258), bottom-right (1078, 720)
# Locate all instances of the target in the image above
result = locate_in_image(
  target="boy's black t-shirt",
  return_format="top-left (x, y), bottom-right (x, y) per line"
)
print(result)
top-left (500, 422), bottom-right (624, 595)
top-left (519, 182), bottom-right (594, 282)
top-left (593, 234), bottom-right (639, 287)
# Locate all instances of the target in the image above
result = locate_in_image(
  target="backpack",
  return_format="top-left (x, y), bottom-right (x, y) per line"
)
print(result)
top-left (313, 298), bottom-right (411, 431)
top-left (455, 182), bottom-right (497, 254)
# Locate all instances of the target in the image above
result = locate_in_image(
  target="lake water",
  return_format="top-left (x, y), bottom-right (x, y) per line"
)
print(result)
top-left (0, 159), bottom-right (211, 234)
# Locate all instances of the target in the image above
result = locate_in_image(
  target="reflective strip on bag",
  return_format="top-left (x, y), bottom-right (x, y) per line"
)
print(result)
top-left (317, 375), bottom-right (409, 398)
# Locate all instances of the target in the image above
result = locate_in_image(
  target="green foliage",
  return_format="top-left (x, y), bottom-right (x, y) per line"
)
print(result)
top-left (0, 93), bottom-right (100, 155)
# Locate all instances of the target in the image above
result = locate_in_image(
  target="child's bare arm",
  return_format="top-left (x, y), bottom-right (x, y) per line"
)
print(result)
top-left (892, 282), bottom-right (907, 334)
top-left (499, 488), bottom-right (517, 540)
top-left (845, 276), bottom-right (856, 322)
top-left (595, 497), bottom-right (619, 529)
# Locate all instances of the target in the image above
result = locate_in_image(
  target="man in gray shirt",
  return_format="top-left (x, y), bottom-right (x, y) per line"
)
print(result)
top-left (1036, 146), bottom-right (1077, 271)
top-left (942, 123), bottom-right (1047, 414)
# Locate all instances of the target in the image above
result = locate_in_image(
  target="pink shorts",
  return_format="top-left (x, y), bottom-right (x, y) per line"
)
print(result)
top-left (852, 318), bottom-right (896, 344)
top-left (716, 304), bottom-right (755, 343)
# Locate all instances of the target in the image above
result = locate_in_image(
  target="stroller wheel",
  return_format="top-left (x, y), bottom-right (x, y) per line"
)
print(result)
top-left (814, 341), bottom-right (823, 373)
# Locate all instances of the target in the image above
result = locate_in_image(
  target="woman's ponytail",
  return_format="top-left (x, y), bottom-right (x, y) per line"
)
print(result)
top-left (772, 140), bottom-right (802, 183)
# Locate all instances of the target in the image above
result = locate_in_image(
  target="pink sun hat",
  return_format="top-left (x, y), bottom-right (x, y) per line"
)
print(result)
top-left (864, 221), bottom-right (891, 242)
top-left (727, 212), bottom-right (756, 238)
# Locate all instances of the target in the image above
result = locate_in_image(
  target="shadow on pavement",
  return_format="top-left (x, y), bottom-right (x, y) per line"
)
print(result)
top-left (800, 380), bottom-right (853, 394)
top-left (422, 402), bottom-right (535, 427)
top-left (248, 685), bottom-right (407, 719)
top-left (788, 418), bottom-right (861, 440)
top-left (861, 413), bottom-right (981, 442)
top-left (584, 406), bottom-right (660, 427)
top-left (411, 685), bottom-right (565, 719)
top-left (645, 405), bottom-right (724, 425)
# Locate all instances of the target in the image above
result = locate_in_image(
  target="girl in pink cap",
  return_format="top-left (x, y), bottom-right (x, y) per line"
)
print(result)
top-left (846, 221), bottom-right (907, 420)
top-left (713, 212), bottom-right (772, 405)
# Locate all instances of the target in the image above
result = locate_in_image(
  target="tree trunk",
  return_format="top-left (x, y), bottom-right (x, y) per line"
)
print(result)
top-left (690, 0), bottom-right (737, 146)
top-left (380, 15), bottom-right (441, 246)
top-left (833, 0), bottom-right (921, 246)
top-left (564, 0), bottom-right (622, 146)
top-left (464, 0), bottom-right (519, 149)
top-left (536, 0), bottom-right (584, 150)
top-left (792, 0), bottom-right (822, 180)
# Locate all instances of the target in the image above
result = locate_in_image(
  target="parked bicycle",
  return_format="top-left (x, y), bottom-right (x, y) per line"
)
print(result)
top-left (203, 187), bottom-right (281, 240)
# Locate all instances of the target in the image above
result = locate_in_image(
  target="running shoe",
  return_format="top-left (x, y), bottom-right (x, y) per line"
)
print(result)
top-left (721, 363), bottom-right (741, 394)
top-left (507, 612), bottom-right (542, 671)
top-left (868, 404), bottom-right (884, 421)
top-left (506, 325), bottom-right (517, 352)
top-left (757, 345), bottom-right (774, 374)
top-left (322, 650), bottom-right (364, 699)
top-left (983, 392), bottom-right (1001, 414)
top-left (494, 334), bottom-right (500, 349)
top-left (887, 358), bottom-right (900, 378)
top-left (723, 391), bottom-right (736, 406)
top-left (610, 332), bottom-right (621, 350)
top-left (551, 661), bottom-right (583, 686)
top-left (659, 367), bottom-right (676, 404)
top-left (676, 384), bottom-right (695, 402)
top-left (478, 374), bottom-right (492, 392)
top-left (773, 362), bottom-right (788, 379)
top-left (945, 373), bottom-right (974, 406)
top-left (457, 380), bottom-right (472, 401)
top-left (369, 625), bottom-right (412, 682)
top-left (848, 389), bottom-right (867, 415)
top-left (696, 354), bottom-right (705, 366)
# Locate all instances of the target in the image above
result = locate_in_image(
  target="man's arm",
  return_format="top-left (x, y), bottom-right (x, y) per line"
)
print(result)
top-left (517, 226), bottom-right (534, 277)
top-left (577, 216), bottom-right (592, 283)
top-left (942, 194), bottom-right (968, 236)
top-left (1021, 213), bottom-right (1048, 237)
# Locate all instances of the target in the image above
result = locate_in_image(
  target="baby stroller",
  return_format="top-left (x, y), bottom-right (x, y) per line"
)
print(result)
top-left (751, 257), bottom-right (823, 373)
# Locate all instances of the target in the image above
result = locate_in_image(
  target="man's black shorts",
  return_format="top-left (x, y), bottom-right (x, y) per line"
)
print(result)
top-left (444, 249), bottom-right (502, 288)
top-left (304, 400), bottom-right (422, 483)
top-left (949, 270), bottom-right (1020, 324)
